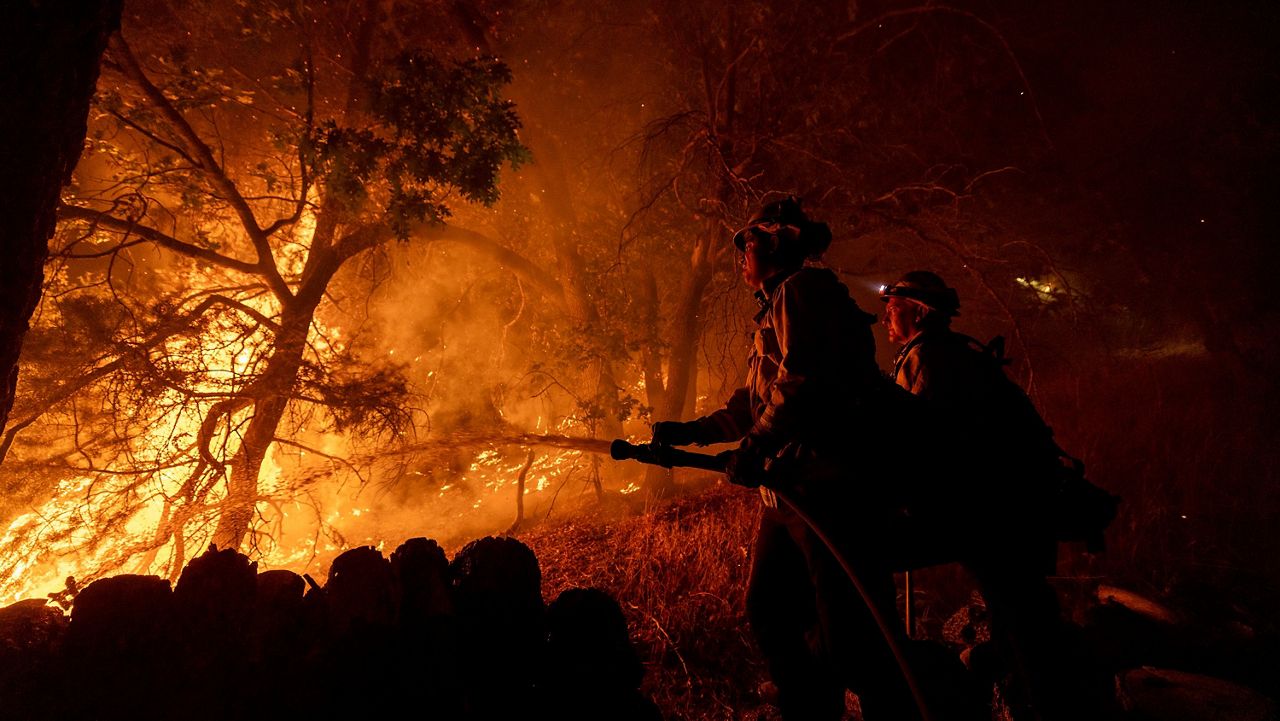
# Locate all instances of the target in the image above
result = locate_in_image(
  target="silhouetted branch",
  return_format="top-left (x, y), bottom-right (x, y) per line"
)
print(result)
top-left (110, 33), bottom-right (293, 299)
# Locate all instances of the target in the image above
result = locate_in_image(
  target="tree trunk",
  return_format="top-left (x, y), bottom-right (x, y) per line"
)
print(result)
top-left (0, 0), bottom-right (121, 438)
top-left (210, 270), bottom-right (334, 549)
top-left (210, 4), bottom-right (375, 550)
top-left (659, 225), bottom-right (719, 421)
top-left (210, 311), bottom-right (310, 550)
top-left (642, 221), bottom-right (720, 498)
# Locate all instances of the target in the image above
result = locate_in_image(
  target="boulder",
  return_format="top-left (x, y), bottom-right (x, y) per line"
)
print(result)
top-left (1117, 667), bottom-right (1275, 721)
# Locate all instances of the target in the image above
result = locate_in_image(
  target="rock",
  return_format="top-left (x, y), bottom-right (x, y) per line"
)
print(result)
top-left (546, 587), bottom-right (643, 689)
top-left (451, 536), bottom-right (545, 719)
top-left (256, 568), bottom-right (306, 605)
top-left (251, 569), bottom-right (311, 658)
top-left (318, 547), bottom-right (399, 718)
top-left (1117, 667), bottom-right (1275, 721)
top-left (0, 598), bottom-right (66, 655)
top-left (1097, 585), bottom-right (1180, 625)
top-left (0, 599), bottom-right (68, 721)
top-left (391, 537), bottom-right (453, 624)
top-left (451, 536), bottom-right (543, 611)
top-left (173, 544), bottom-right (258, 650)
top-left (65, 574), bottom-right (173, 655)
top-left (387, 539), bottom-right (464, 720)
top-left (62, 574), bottom-right (177, 720)
top-left (325, 545), bottom-right (397, 634)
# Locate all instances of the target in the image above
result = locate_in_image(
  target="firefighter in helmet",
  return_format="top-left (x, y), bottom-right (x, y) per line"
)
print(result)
top-left (651, 198), bottom-right (919, 720)
top-left (881, 271), bottom-right (1117, 721)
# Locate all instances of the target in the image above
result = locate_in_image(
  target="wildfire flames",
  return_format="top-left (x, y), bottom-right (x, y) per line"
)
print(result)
top-left (1, 420), bottom-right (620, 605)
top-left (1, 264), bottom-right (631, 604)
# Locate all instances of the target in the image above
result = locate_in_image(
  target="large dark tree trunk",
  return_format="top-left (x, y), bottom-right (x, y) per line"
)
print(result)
top-left (0, 1), bottom-right (122, 437)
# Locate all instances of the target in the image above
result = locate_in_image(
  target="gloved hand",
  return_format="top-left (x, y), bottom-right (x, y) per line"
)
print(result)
top-left (724, 445), bottom-right (769, 488)
top-left (651, 420), bottom-right (705, 447)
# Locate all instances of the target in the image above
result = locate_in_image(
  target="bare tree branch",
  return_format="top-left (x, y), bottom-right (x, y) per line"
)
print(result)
top-left (0, 294), bottom-right (274, 462)
top-left (110, 33), bottom-right (293, 299)
top-left (58, 204), bottom-right (262, 275)
top-left (836, 5), bottom-right (1054, 151)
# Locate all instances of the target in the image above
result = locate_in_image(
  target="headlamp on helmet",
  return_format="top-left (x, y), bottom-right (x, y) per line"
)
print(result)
top-left (878, 271), bottom-right (961, 317)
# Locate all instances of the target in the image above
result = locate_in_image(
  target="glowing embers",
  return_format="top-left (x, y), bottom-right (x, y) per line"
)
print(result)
top-left (452, 445), bottom-right (587, 502)
top-left (1015, 275), bottom-right (1061, 303)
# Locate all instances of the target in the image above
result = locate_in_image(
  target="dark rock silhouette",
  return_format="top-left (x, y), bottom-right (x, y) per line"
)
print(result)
top-left (251, 568), bottom-right (310, 660)
top-left (0, 598), bottom-right (67, 721)
top-left (249, 569), bottom-right (316, 718)
top-left (0, 536), bottom-right (660, 721)
top-left (390, 537), bottom-right (464, 718)
top-left (392, 536), bottom-right (454, 623)
top-left (60, 574), bottom-right (176, 721)
top-left (317, 545), bottom-right (400, 717)
top-left (544, 587), bottom-right (661, 721)
top-left (451, 535), bottom-right (546, 720)
top-left (172, 545), bottom-right (258, 720)
top-left (325, 545), bottom-right (398, 634)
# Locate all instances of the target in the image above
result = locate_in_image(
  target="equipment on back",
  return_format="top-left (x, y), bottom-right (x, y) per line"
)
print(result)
top-left (957, 333), bottom-right (1120, 551)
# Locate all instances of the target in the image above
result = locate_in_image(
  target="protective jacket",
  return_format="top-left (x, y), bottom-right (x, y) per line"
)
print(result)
top-left (703, 267), bottom-right (921, 720)
top-left (892, 329), bottom-right (1058, 474)
top-left (892, 328), bottom-right (1059, 566)
top-left (892, 334), bottom-right (1110, 719)
top-left (696, 268), bottom-right (880, 503)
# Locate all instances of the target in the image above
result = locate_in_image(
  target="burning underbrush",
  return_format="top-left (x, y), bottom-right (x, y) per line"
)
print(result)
top-left (0, 433), bottom-right (630, 606)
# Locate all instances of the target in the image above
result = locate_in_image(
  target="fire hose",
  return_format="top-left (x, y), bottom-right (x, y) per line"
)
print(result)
top-left (610, 439), bottom-right (935, 721)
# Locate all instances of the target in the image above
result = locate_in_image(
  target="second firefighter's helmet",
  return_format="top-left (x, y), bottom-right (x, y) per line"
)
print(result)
top-left (879, 270), bottom-right (961, 316)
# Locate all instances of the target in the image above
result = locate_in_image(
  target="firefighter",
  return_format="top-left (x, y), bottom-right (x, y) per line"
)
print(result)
top-left (880, 271), bottom-right (1115, 721)
top-left (651, 198), bottom-right (919, 721)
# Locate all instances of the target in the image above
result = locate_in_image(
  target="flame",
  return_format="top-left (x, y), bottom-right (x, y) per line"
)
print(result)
top-left (1, 384), bottom-right (605, 604)
top-left (1, 197), bottom-right (635, 604)
top-left (1015, 276), bottom-right (1059, 302)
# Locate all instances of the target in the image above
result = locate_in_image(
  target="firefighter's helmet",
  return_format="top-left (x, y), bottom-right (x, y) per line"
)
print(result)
top-left (731, 197), bottom-right (831, 263)
top-left (879, 270), bottom-right (961, 316)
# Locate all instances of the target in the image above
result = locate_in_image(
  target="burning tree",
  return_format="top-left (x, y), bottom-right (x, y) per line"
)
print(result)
top-left (1, 2), bottom-right (526, 589)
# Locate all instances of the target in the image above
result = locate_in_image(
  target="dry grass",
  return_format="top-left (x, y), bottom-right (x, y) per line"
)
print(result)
top-left (522, 479), bottom-right (775, 721)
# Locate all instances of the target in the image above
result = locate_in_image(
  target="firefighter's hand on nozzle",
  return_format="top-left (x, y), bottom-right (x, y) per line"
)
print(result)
top-left (725, 447), bottom-right (768, 488)
top-left (651, 420), bottom-right (704, 447)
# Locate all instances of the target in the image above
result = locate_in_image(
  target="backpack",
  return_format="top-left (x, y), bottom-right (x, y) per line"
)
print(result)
top-left (958, 334), bottom-right (1121, 552)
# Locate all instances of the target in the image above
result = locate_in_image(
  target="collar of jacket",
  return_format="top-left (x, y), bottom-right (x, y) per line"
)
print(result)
top-left (752, 268), bottom-right (800, 323)
top-left (892, 328), bottom-right (948, 379)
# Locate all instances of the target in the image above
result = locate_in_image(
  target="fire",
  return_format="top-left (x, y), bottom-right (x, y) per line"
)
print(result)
top-left (1, 232), bottom-right (635, 604)
top-left (0, 365), bottom-right (606, 604)
top-left (0, 269), bottom-right (332, 600)
top-left (1015, 276), bottom-right (1059, 302)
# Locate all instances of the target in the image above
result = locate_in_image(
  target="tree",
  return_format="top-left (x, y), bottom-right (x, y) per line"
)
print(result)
top-left (3, 1), bottom-right (525, 578)
top-left (0, 1), bottom-right (122, 436)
